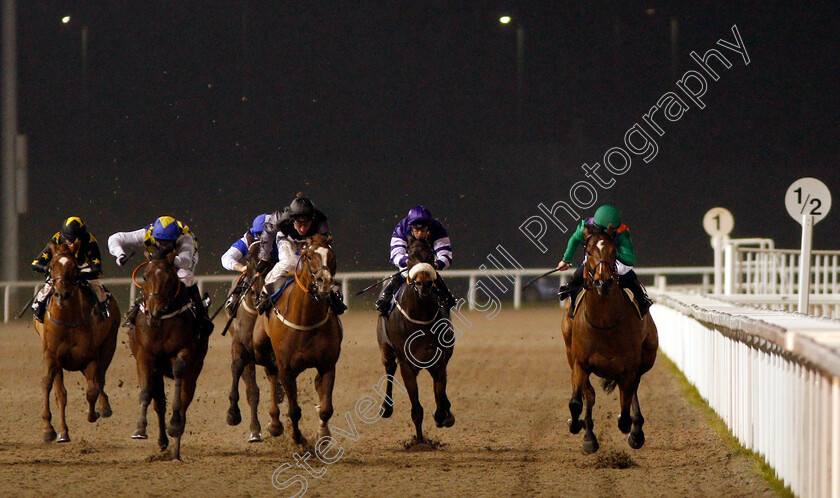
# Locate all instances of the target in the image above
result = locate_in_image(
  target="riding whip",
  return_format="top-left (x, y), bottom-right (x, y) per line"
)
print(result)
top-left (220, 274), bottom-right (259, 336)
top-left (522, 268), bottom-right (563, 291)
top-left (16, 284), bottom-right (43, 319)
top-left (354, 268), bottom-right (408, 296)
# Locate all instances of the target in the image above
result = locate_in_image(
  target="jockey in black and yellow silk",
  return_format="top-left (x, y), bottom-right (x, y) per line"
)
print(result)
top-left (30, 217), bottom-right (110, 322)
top-left (108, 216), bottom-right (214, 336)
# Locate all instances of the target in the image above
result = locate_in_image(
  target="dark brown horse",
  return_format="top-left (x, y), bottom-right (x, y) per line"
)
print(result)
top-left (262, 234), bottom-right (342, 445)
top-left (377, 236), bottom-right (455, 444)
top-left (128, 251), bottom-right (208, 460)
top-left (226, 240), bottom-right (285, 442)
top-left (35, 240), bottom-right (120, 443)
top-left (561, 226), bottom-right (658, 454)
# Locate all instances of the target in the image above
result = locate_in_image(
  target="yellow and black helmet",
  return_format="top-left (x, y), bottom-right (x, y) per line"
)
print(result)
top-left (60, 217), bottom-right (87, 242)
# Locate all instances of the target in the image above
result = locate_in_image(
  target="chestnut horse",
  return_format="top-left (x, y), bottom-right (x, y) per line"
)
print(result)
top-left (262, 234), bottom-right (342, 445)
top-left (226, 240), bottom-right (285, 442)
top-left (128, 251), bottom-right (208, 460)
top-left (35, 240), bottom-right (120, 442)
top-left (561, 226), bottom-right (658, 454)
top-left (377, 236), bottom-right (455, 443)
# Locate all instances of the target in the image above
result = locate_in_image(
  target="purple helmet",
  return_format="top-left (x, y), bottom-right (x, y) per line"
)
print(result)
top-left (406, 205), bottom-right (434, 227)
top-left (250, 213), bottom-right (268, 237)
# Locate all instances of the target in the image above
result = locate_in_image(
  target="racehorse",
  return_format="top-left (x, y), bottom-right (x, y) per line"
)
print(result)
top-left (128, 251), bottom-right (208, 460)
top-left (35, 240), bottom-right (120, 443)
top-left (561, 225), bottom-right (658, 454)
top-left (377, 236), bottom-right (455, 444)
top-left (225, 240), bottom-right (285, 442)
top-left (263, 234), bottom-right (342, 445)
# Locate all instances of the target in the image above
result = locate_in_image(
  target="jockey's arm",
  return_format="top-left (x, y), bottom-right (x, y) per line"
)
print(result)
top-left (389, 235), bottom-right (408, 268)
top-left (275, 237), bottom-right (299, 274)
top-left (432, 235), bottom-right (452, 270)
top-left (560, 220), bottom-right (587, 264)
top-left (31, 239), bottom-right (56, 274)
top-left (221, 238), bottom-right (248, 272)
top-left (108, 228), bottom-right (146, 260)
top-left (258, 212), bottom-right (280, 263)
top-left (81, 236), bottom-right (104, 279)
top-left (615, 231), bottom-right (636, 267)
top-left (173, 235), bottom-right (196, 271)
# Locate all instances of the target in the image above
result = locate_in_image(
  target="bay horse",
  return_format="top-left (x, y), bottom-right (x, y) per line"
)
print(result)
top-left (226, 240), bottom-right (285, 442)
top-left (35, 240), bottom-right (120, 443)
top-left (128, 251), bottom-right (208, 460)
top-left (561, 225), bottom-right (658, 454)
top-left (262, 234), bottom-right (342, 445)
top-left (377, 236), bottom-right (455, 444)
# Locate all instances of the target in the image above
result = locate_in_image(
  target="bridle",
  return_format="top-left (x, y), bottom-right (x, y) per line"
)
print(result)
top-left (293, 249), bottom-right (332, 300)
top-left (582, 234), bottom-right (617, 290)
top-left (133, 260), bottom-right (181, 313)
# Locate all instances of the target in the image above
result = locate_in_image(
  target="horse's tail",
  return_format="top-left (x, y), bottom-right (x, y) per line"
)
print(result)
top-left (601, 378), bottom-right (618, 394)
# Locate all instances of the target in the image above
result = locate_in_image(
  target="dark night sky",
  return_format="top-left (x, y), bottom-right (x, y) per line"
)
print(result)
top-left (12, 1), bottom-right (840, 281)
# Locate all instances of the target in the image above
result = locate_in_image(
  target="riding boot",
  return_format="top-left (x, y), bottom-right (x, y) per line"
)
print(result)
top-left (96, 298), bottom-right (110, 319)
top-left (188, 284), bottom-right (214, 337)
top-left (375, 274), bottom-right (403, 316)
top-left (32, 297), bottom-right (47, 323)
top-left (619, 271), bottom-right (652, 317)
top-left (433, 275), bottom-right (456, 311)
top-left (559, 265), bottom-right (585, 319)
top-left (256, 282), bottom-right (276, 316)
top-left (329, 287), bottom-right (348, 315)
top-left (123, 299), bottom-right (140, 328)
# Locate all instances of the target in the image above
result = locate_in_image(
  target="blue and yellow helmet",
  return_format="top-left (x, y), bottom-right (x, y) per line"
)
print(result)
top-left (250, 213), bottom-right (268, 237)
top-left (151, 216), bottom-right (182, 242)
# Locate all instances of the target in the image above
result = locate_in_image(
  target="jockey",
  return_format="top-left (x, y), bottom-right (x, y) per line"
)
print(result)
top-left (221, 213), bottom-right (275, 310)
top-left (556, 204), bottom-right (652, 318)
top-left (374, 205), bottom-right (456, 315)
top-left (254, 195), bottom-right (347, 315)
top-left (108, 216), bottom-right (214, 336)
top-left (30, 217), bottom-right (110, 323)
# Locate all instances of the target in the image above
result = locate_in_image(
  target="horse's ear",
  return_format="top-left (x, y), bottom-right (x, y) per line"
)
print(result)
top-left (606, 224), bottom-right (616, 237)
top-left (583, 225), bottom-right (591, 238)
top-left (144, 250), bottom-right (153, 262)
top-left (325, 235), bottom-right (333, 247)
top-left (166, 251), bottom-right (177, 264)
top-left (406, 233), bottom-right (416, 245)
top-left (68, 238), bottom-right (81, 254)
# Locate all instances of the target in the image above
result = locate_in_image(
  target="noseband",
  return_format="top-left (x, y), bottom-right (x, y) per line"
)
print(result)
top-left (134, 261), bottom-right (181, 312)
top-left (294, 249), bottom-right (332, 300)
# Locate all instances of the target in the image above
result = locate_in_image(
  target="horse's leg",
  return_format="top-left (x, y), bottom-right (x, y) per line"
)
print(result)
top-left (279, 367), bottom-right (305, 445)
top-left (616, 378), bottom-right (636, 435)
top-left (398, 361), bottom-right (424, 443)
top-left (227, 341), bottom-right (247, 426)
top-left (581, 374), bottom-right (599, 454)
top-left (95, 318), bottom-right (117, 418)
top-left (567, 362), bottom-right (585, 435)
top-left (54, 369), bottom-right (70, 443)
top-left (168, 351), bottom-right (189, 438)
top-left (172, 356), bottom-right (202, 461)
top-left (242, 362), bottom-right (262, 442)
top-left (431, 365), bottom-right (455, 428)
top-left (151, 373), bottom-right (168, 451)
top-left (82, 361), bottom-right (101, 423)
top-left (313, 368), bottom-right (336, 441)
top-left (628, 389), bottom-right (646, 449)
top-left (379, 344), bottom-right (397, 418)
top-left (264, 363), bottom-right (284, 438)
top-left (131, 350), bottom-right (154, 440)
top-left (40, 361), bottom-right (58, 442)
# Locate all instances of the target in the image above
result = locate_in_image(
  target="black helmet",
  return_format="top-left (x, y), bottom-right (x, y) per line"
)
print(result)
top-left (288, 196), bottom-right (315, 220)
top-left (60, 217), bottom-right (86, 242)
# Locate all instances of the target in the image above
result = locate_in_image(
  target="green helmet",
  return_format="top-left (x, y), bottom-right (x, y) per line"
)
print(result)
top-left (593, 205), bottom-right (622, 229)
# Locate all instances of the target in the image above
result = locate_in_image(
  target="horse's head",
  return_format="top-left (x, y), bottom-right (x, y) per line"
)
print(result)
top-left (244, 239), bottom-right (264, 293)
top-left (583, 225), bottom-right (617, 296)
top-left (300, 235), bottom-right (336, 296)
top-left (406, 236), bottom-right (437, 299)
top-left (49, 240), bottom-right (81, 303)
top-left (142, 251), bottom-right (180, 324)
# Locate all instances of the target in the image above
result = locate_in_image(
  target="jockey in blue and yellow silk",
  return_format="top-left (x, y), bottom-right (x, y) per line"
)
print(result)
top-left (375, 205), bottom-right (456, 315)
top-left (556, 204), bottom-right (652, 318)
top-left (108, 216), bottom-right (214, 335)
top-left (30, 217), bottom-right (110, 322)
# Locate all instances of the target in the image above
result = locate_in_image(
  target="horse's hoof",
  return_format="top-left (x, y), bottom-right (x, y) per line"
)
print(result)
top-left (249, 432), bottom-right (262, 443)
top-left (269, 422), bottom-right (284, 437)
top-left (444, 411), bottom-right (455, 428)
top-left (582, 438), bottom-right (599, 454)
top-left (167, 424), bottom-right (184, 438)
top-left (567, 418), bottom-right (583, 435)
top-left (43, 430), bottom-right (57, 443)
top-left (617, 414), bottom-right (631, 434)
top-left (381, 404), bottom-right (393, 419)
top-left (227, 409), bottom-right (242, 426)
top-left (57, 433), bottom-right (71, 443)
top-left (158, 438), bottom-right (169, 451)
top-left (88, 412), bottom-right (100, 423)
top-left (292, 433), bottom-right (308, 447)
top-left (97, 406), bottom-right (113, 418)
top-left (131, 428), bottom-right (148, 440)
top-left (628, 431), bottom-right (645, 449)
top-left (318, 426), bottom-right (331, 440)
